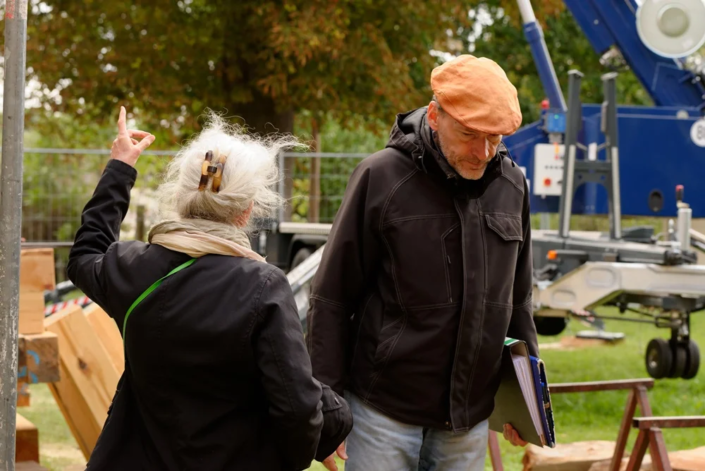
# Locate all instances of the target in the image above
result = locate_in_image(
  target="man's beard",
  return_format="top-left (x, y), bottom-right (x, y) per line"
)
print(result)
top-left (435, 131), bottom-right (488, 181)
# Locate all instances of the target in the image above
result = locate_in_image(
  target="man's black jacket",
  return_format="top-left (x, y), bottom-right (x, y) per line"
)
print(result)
top-left (307, 107), bottom-right (539, 432)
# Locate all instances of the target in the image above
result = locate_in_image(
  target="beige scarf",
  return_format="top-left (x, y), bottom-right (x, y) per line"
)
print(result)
top-left (148, 219), bottom-right (265, 262)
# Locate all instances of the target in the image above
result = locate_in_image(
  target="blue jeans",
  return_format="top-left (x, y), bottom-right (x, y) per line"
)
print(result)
top-left (344, 392), bottom-right (488, 471)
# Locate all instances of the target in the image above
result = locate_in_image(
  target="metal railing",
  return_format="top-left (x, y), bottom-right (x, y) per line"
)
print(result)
top-left (277, 151), bottom-right (368, 224)
top-left (19, 148), bottom-right (366, 282)
top-left (19, 148), bottom-right (176, 282)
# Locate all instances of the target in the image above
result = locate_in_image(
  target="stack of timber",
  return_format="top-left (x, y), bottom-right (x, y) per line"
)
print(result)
top-left (45, 303), bottom-right (124, 460)
top-left (19, 248), bottom-right (55, 334)
top-left (16, 249), bottom-right (59, 470)
top-left (524, 442), bottom-right (705, 471)
top-left (18, 248), bottom-right (58, 406)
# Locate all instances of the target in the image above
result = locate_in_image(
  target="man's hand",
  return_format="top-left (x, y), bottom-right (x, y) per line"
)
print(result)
top-left (322, 441), bottom-right (347, 471)
top-left (503, 423), bottom-right (528, 447)
top-left (110, 106), bottom-right (155, 168)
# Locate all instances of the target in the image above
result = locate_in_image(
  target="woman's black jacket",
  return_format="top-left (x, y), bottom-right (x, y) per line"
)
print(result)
top-left (67, 159), bottom-right (351, 470)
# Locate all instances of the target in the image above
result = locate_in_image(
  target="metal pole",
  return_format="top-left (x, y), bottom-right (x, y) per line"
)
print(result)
top-left (517, 0), bottom-right (567, 112)
top-left (602, 72), bottom-right (622, 240)
top-left (1, 0), bottom-right (29, 468)
top-left (277, 151), bottom-right (285, 224)
top-left (558, 70), bottom-right (583, 238)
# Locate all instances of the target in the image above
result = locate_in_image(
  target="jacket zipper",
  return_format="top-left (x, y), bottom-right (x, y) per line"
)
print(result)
top-left (448, 198), bottom-right (469, 431)
top-left (441, 227), bottom-right (456, 303)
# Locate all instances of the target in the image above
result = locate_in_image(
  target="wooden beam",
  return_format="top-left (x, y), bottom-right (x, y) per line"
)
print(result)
top-left (19, 290), bottom-right (45, 335)
top-left (16, 382), bottom-right (30, 407)
top-left (550, 379), bottom-right (654, 394)
top-left (610, 389), bottom-right (639, 471)
top-left (20, 248), bottom-right (56, 334)
top-left (18, 331), bottom-right (60, 384)
top-left (83, 304), bottom-right (124, 373)
top-left (46, 305), bottom-right (120, 459)
top-left (20, 248), bottom-right (56, 292)
top-left (15, 413), bottom-right (39, 463)
top-left (488, 431), bottom-right (504, 471)
top-left (48, 357), bottom-right (102, 460)
top-left (15, 462), bottom-right (49, 471)
top-left (633, 417), bottom-right (705, 429)
top-left (648, 429), bottom-right (672, 471)
top-left (626, 429), bottom-right (650, 471)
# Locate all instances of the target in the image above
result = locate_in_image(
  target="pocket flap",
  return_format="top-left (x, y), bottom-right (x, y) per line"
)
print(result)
top-left (320, 384), bottom-right (344, 412)
top-left (485, 214), bottom-right (523, 242)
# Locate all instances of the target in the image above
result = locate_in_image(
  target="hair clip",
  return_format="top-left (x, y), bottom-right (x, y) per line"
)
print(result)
top-left (198, 151), bottom-right (215, 191)
top-left (211, 155), bottom-right (227, 193)
top-left (198, 150), bottom-right (227, 192)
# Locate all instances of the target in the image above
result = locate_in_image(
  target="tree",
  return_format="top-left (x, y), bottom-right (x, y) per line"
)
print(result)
top-left (12, 0), bottom-right (475, 141)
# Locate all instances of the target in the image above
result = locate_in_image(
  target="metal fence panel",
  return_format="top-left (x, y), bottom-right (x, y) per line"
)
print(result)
top-left (20, 149), bottom-right (365, 282)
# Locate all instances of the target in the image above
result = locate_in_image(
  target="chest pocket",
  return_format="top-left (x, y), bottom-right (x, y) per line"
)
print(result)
top-left (483, 213), bottom-right (523, 305)
top-left (382, 216), bottom-right (462, 308)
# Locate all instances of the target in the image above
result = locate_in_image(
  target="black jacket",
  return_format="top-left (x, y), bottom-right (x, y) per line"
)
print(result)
top-left (68, 159), bottom-right (351, 471)
top-left (307, 107), bottom-right (539, 432)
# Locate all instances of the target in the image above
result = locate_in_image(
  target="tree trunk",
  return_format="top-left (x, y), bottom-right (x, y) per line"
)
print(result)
top-left (230, 92), bottom-right (294, 135)
top-left (308, 118), bottom-right (322, 223)
top-left (230, 92), bottom-right (295, 221)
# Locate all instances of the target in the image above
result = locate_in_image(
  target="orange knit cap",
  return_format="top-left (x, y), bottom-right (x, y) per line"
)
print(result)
top-left (430, 55), bottom-right (522, 136)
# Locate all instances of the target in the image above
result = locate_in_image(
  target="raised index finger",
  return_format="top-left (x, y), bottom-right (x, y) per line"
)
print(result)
top-left (117, 106), bottom-right (128, 137)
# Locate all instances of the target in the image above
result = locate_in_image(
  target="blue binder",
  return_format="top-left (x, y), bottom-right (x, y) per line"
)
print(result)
top-left (488, 338), bottom-right (556, 448)
top-left (530, 355), bottom-right (556, 448)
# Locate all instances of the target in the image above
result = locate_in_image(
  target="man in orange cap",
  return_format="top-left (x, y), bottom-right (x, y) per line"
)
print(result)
top-left (308, 55), bottom-right (538, 471)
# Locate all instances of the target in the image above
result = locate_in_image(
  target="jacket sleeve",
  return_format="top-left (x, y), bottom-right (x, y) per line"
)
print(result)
top-left (253, 267), bottom-right (325, 470)
top-left (507, 177), bottom-right (539, 357)
top-left (66, 159), bottom-right (137, 309)
top-left (307, 162), bottom-right (382, 394)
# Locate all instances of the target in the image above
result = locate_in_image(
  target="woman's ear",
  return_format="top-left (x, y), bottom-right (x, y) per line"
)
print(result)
top-left (234, 201), bottom-right (255, 227)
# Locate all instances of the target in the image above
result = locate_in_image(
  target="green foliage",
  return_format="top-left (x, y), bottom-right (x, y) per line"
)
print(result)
top-left (9, 0), bottom-right (475, 139)
top-left (21, 112), bottom-right (171, 243)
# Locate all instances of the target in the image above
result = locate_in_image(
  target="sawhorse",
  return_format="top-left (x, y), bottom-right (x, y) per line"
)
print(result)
top-left (626, 416), bottom-right (705, 471)
top-left (487, 378), bottom-right (655, 471)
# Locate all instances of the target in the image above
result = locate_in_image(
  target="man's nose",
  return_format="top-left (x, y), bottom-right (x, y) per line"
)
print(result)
top-left (468, 137), bottom-right (490, 160)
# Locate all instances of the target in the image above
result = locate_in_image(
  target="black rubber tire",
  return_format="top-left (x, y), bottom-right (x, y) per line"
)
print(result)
top-left (669, 342), bottom-right (688, 378)
top-left (683, 340), bottom-right (700, 380)
top-left (290, 247), bottom-right (313, 270)
top-left (646, 338), bottom-right (673, 379)
top-left (533, 316), bottom-right (568, 337)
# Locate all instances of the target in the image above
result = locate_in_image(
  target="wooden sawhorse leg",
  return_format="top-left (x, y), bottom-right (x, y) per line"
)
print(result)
top-left (626, 416), bottom-right (705, 471)
top-left (609, 385), bottom-right (653, 471)
top-left (487, 379), bottom-right (656, 471)
top-left (488, 430), bottom-right (503, 471)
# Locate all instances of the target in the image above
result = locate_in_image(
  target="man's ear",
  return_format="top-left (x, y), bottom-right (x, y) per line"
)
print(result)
top-left (427, 101), bottom-right (440, 131)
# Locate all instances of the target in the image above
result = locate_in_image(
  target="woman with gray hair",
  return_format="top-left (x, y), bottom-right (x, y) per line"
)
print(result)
top-left (67, 107), bottom-right (352, 471)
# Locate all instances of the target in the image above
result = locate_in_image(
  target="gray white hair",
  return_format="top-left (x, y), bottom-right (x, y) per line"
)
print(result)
top-left (156, 111), bottom-right (301, 230)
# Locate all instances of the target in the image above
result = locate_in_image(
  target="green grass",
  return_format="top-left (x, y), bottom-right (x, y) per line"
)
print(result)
top-left (22, 308), bottom-right (705, 470)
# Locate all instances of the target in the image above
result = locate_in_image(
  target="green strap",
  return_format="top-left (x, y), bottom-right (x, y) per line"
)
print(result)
top-left (122, 258), bottom-right (196, 342)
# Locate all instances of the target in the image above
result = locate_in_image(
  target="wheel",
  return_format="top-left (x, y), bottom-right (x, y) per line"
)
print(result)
top-left (669, 342), bottom-right (688, 378)
top-left (683, 340), bottom-right (700, 380)
top-left (645, 338), bottom-right (673, 379)
top-left (533, 316), bottom-right (568, 336)
top-left (290, 247), bottom-right (313, 269)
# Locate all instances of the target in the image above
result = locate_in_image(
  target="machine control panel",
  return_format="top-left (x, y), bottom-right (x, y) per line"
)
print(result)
top-left (543, 110), bottom-right (567, 134)
top-left (533, 143), bottom-right (565, 197)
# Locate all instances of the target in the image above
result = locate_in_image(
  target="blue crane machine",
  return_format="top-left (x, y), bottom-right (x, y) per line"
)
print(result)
top-left (508, 0), bottom-right (705, 380)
